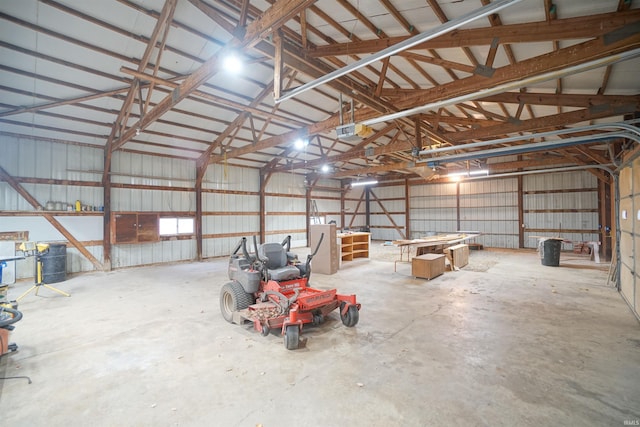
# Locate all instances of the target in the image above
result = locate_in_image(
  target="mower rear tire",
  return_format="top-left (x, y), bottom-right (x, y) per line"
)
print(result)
top-left (284, 325), bottom-right (299, 350)
top-left (340, 304), bottom-right (359, 327)
top-left (220, 281), bottom-right (253, 323)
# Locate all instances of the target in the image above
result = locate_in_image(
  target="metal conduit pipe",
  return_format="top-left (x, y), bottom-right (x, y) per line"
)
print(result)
top-left (417, 132), bottom-right (640, 166)
top-left (459, 164), bottom-right (614, 181)
top-left (418, 119), bottom-right (640, 157)
top-left (274, 0), bottom-right (524, 103)
top-left (362, 48), bottom-right (640, 126)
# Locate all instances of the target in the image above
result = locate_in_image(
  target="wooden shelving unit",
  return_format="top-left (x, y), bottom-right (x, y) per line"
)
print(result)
top-left (338, 232), bottom-right (370, 264)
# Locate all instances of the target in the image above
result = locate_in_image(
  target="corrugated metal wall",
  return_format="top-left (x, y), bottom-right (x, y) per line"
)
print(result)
top-left (311, 177), bottom-right (342, 227)
top-left (0, 135), bottom-right (103, 278)
top-left (110, 151), bottom-right (197, 268)
top-left (202, 164), bottom-right (259, 257)
top-left (264, 172), bottom-right (306, 247)
top-left (1, 134), bottom-right (607, 276)
top-left (523, 171), bottom-right (599, 250)
top-left (409, 182), bottom-right (457, 239)
top-left (369, 183), bottom-right (406, 241)
top-left (408, 171), bottom-right (598, 248)
top-left (619, 159), bottom-right (639, 321)
top-left (459, 179), bottom-right (519, 248)
top-left (344, 186), bottom-right (367, 231)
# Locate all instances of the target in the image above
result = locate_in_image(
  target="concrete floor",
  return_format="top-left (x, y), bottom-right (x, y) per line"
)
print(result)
top-left (1, 245), bottom-right (639, 426)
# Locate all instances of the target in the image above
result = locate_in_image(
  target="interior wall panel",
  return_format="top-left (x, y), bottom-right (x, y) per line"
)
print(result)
top-left (370, 184), bottom-right (406, 240)
top-left (409, 182), bottom-right (457, 239)
top-left (459, 178), bottom-right (518, 248)
top-left (264, 173), bottom-right (306, 247)
top-left (201, 165), bottom-right (259, 258)
top-left (619, 158), bottom-right (638, 321)
top-left (523, 171), bottom-right (599, 250)
top-left (0, 136), bottom-right (104, 277)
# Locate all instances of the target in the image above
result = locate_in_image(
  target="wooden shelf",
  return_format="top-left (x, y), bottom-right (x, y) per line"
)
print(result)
top-left (0, 210), bottom-right (103, 216)
top-left (337, 232), bottom-right (370, 265)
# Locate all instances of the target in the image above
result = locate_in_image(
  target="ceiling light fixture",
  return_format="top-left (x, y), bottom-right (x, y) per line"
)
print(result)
top-left (447, 169), bottom-right (489, 180)
top-left (321, 164), bottom-right (331, 173)
top-left (294, 138), bottom-right (308, 150)
top-left (222, 53), bottom-right (243, 73)
top-left (351, 180), bottom-right (378, 187)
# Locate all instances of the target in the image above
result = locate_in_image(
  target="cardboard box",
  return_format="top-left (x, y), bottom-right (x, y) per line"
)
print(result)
top-left (310, 224), bottom-right (338, 275)
top-left (412, 254), bottom-right (445, 280)
top-left (445, 244), bottom-right (469, 270)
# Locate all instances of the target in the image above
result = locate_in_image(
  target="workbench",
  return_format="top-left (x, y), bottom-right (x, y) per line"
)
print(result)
top-left (393, 233), bottom-right (479, 272)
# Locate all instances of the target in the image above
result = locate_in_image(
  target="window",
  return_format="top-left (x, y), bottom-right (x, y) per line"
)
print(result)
top-left (159, 217), bottom-right (195, 236)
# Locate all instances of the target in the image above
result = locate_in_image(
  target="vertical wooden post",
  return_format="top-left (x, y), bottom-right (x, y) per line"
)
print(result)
top-left (273, 29), bottom-right (283, 100)
top-left (306, 186), bottom-right (311, 245)
top-left (518, 175), bottom-right (525, 248)
top-left (365, 187), bottom-right (371, 229)
top-left (102, 151), bottom-right (112, 271)
top-left (300, 9), bottom-right (308, 48)
top-left (340, 183), bottom-right (346, 231)
top-left (260, 173), bottom-right (266, 244)
top-left (405, 179), bottom-right (411, 239)
top-left (456, 182), bottom-right (461, 232)
top-left (196, 165), bottom-right (205, 261)
top-left (599, 177), bottom-right (612, 261)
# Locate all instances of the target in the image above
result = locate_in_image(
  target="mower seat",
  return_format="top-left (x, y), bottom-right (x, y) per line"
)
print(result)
top-left (258, 243), bottom-right (300, 282)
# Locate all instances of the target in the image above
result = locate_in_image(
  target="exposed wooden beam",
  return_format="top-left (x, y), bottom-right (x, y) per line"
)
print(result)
top-left (387, 31), bottom-right (640, 113)
top-left (307, 9), bottom-right (640, 57)
top-left (476, 92), bottom-right (640, 108)
top-left (332, 154), bottom-right (591, 180)
top-left (273, 28), bottom-right (284, 100)
top-left (120, 67), bottom-right (307, 127)
top-left (375, 57), bottom-right (391, 97)
top-left (444, 103), bottom-right (640, 143)
top-left (398, 52), bottom-right (476, 74)
top-left (187, 0), bottom-right (236, 34)
top-left (111, 0), bottom-right (317, 152)
top-left (268, 124), bottom-right (397, 173)
top-left (300, 8), bottom-right (308, 48)
top-left (369, 189), bottom-right (406, 239)
top-left (238, 0), bottom-right (250, 28)
top-left (104, 0), bottom-right (178, 175)
top-left (196, 81), bottom-right (275, 171)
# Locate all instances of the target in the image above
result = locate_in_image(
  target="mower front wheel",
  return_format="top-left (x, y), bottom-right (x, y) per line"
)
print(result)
top-left (220, 281), bottom-right (253, 323)
top-left (284, 325), bottom-right (300, 350)
top-left (340, 303), bottom-right (359, 327)
top-left (260, 324), bottom-right (270, 337)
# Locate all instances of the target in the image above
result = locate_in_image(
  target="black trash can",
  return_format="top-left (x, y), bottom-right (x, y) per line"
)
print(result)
top-left (41, 243), bottom-right (67, 283)
top-left (541, 239), bottom-right (562, 267)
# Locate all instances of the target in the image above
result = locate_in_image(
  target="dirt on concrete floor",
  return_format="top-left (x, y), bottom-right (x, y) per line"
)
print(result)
top-left (0, 243), bottom-right (637, 427)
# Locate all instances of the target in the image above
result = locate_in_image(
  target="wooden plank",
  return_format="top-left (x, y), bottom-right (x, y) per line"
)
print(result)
top-left (137, 213), bottom-right (160, 242)
top-left (0, 231), bottom-right (29, 241)
top-left (273, 29), bottom-right (283, 100)
top-left (113, 0), bottom-right (317, 151)
top-left (375, 57), bottom-right (390, 98)
top-left (445, 104), bottom-right (640, 143)
top-left (388, 32), bottom-right (640, 113)
top-left (307, 9), bottom-right (640, 56)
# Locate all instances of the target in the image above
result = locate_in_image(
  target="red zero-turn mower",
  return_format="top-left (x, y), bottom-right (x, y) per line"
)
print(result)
top-left (219, 234), bottom-right (361, 350)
